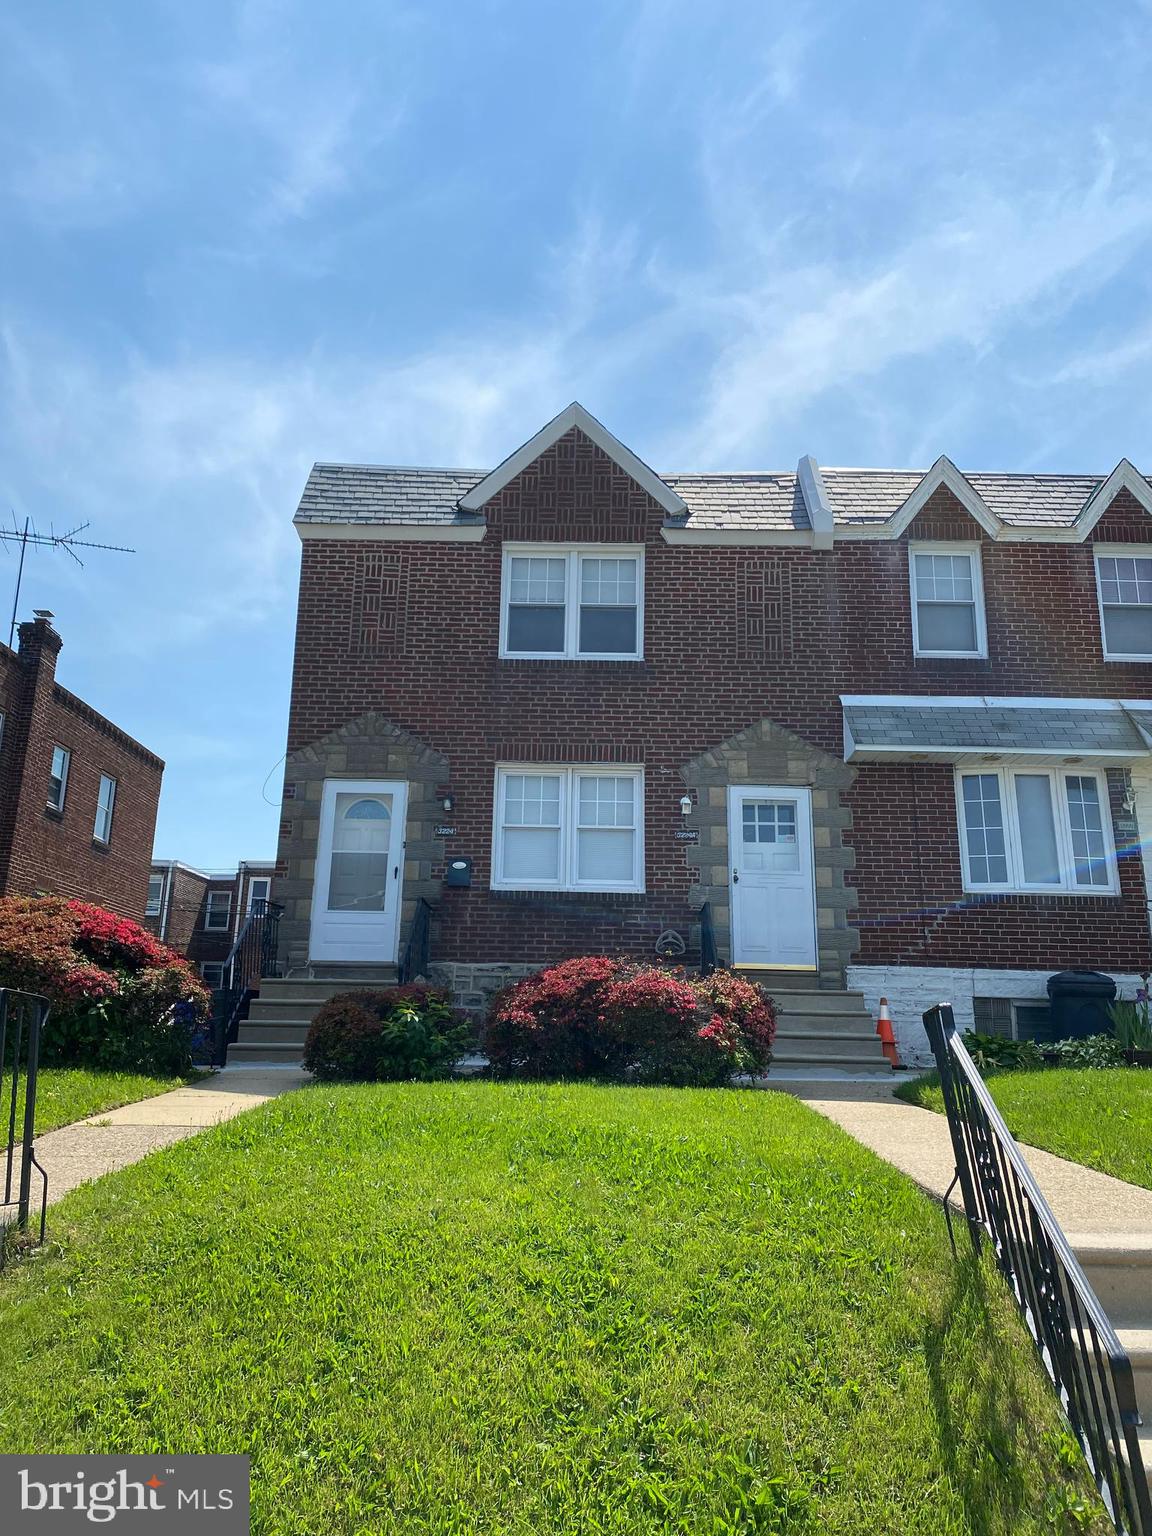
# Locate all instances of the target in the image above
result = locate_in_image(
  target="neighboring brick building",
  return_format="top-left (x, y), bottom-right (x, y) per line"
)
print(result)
top-left (0, 612), bottom-right (162, 920)
top-left (145, 859), bottom-right (275, 984)
top-left (271, 402), bottom-right (1152, 1063)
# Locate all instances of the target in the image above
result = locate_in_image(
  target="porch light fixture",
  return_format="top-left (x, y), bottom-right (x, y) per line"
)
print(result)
top-left (679, 794), bottom-right (693, 818)
top-left (442, 793), bottom-right (455, 814)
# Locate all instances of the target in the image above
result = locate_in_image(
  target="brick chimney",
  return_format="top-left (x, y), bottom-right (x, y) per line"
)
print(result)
top-left (0, 614), bottom-right (65, 891)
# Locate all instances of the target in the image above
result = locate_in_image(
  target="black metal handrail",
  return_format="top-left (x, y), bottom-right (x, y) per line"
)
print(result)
top-left (699, 900), bottom-right (718, 977)
top-left (924, 1003), bottom-right (1152, 1534)
top-left (399, 897), bottom-right (433, 985)
top-left (0, 989), bottom-right (50, 1252)
top-left (211, 899), bottom-right (283, 1067)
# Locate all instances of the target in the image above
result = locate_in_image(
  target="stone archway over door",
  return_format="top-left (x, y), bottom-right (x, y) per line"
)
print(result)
top-left (681, 719), bottom-right (859, 989)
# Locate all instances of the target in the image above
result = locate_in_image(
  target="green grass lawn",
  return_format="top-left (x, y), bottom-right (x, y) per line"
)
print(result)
top-left (0, 1082), bottom-right (1107, 1534)
top-left (896, 1067), bottom-right (1152, 1191)
top-left (28, 1067), bottom-right (195, 1135)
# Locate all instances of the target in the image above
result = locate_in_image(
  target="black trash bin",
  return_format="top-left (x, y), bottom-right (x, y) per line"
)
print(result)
top-left (1045, 970), bottom-right (1117, 1040)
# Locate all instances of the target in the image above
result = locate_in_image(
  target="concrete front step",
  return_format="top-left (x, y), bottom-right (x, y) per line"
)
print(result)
top-left (228, 1041), bottom-right (310, 1063)
top-left (1071, 1236), bottom-right (1152, 1330)
top-left (1116, 1327), bottom-right (1152, 1410)
top-left (773, 1032), bottom-right (888, 1062)
top-left (236, 1023), bottom-right (312, 1045)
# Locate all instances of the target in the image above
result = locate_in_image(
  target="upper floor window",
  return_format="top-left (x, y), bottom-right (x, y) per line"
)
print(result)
top-left (94, 774), bottom-right (117, 843)
top-left (146, 874), bottom-right (164, 917)
top-left (205, 890), bottom-right (232, 931)
top-left (499, 546), bottom-right (643, 660)
top-left (1095, 549), bottom-right (1152, 660)
top-left (955, 767), bottom-right (1117, 894)
top-left (47, 746), bottom-right (70, 811)
top-left (909, 542), bottom-right (987, 658)
top-left (247, 876), bottom-right (271, 912)
top-left (491, 765), bottom-right (644, 892)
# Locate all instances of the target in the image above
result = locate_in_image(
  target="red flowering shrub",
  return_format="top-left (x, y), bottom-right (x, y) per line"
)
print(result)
top-left (304, 985), bottom-right (469, 1081)
top-left (0, 896), bottom-right (210, 1073)
top-left (484, 957), bottom-right (777, 1086)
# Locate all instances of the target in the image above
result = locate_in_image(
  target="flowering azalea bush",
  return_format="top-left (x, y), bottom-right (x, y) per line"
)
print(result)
top-left (484, 957), bottom-right (776, 1086)
top-left (304, 985), bottom-right (469, 1081)
top-left (0, 896), bottom-right (210, 1073)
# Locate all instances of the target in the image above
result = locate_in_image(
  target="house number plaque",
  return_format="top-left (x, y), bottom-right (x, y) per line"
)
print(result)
top-left (674, 829), bottom-right (700, 842)
top-left (435, 824), bottom-right (458, 837)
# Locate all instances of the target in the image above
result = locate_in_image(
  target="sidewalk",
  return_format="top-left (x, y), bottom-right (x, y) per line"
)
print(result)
top-left (776, 1079), bottom-right (1152, 1236)
top-left (34, 1064), bottom-right (310, 1205)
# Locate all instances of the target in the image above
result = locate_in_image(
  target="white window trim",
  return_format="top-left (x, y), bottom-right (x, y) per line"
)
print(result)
top-left (909, 541), bottom-right (988, 659)
top-left (246, 876), bottom-right (272, 913)
top-left (204, 890), bottom-right (232, 931)
top-left (47, 746), bottom-right (70, 811)
top-left (145, 875), bottom-right (164, 917)
top-left (1094, 544), bottom-right (1152, 661)
top-left (490, 764), bottom-right (645, 893)
top-left (954, 766), bottom-right (1119, 895)
top-left (498, 544), bottom-right (644, 661)
top-left (200, 961), bottom-right (227, 988)
top-left (93, 774), bottom-right (117, 844)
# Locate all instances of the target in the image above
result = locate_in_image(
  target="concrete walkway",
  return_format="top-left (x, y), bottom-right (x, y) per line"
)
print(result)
top-left (778, 1079), bottom-right (1152, 1235)
top-left (34, 1064), bottom-right (310, 1205)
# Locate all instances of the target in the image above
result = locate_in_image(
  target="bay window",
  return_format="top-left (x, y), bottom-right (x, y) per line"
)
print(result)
top-left (500, 546), bottom-right (643, 659)
top-left (1095, 549), bottom-right (1152, 659)
top-left (909, 543), bottom-right (986, 658)
top-left (492, 766), bottom-right (644, 891)
top-left (955, 768), bottom-right (1117, 893)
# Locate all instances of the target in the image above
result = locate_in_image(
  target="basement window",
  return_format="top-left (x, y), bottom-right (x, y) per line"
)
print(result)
top-left (973, 997), bottom-right (1057, 1044)
top-left (499, 546), bottom-right (643, 660)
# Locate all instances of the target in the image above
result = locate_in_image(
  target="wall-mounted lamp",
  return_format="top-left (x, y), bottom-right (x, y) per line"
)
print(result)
top-left (679, 793), bottom-right (693, 818)
top-left (442, 793), bottom-right (455, 814)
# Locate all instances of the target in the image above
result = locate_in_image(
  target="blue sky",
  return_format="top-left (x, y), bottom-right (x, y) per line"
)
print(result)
top-left (4, 0), bottom-right (1152, 867)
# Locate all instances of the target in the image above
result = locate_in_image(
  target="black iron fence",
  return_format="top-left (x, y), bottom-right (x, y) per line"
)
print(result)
top-left (207, 900), bottom-right (283, 1067)
top-left (0, 989), bottom-right (50, 1252)
top-left (924, 1003), bottom-right (1152, 1534)
top-left (399, 897), bottom-right (433, 985)
top-left (698, 901), bottom-right (718, 977)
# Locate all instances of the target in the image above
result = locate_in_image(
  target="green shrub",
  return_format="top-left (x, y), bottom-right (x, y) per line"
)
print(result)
top-left (1108, 995), bottom-right (1152, 1052)
top-left (484, 957), bottom-right (777, 1085)
top-left (303, 986), bottom-right (468, 1081)
top-left (961, 1032), bottom-right (1043, 1074)
top-left (1048, 1033), bottom-right (1127, 1070)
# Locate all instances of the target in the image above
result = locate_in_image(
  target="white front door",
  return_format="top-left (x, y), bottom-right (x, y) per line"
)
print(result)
top-left (310, 779), bottom-right (408, 963)
top-left (728, 786), bottom-right (817, 969)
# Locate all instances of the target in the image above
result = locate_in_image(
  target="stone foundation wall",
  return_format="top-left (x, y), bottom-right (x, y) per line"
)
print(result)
top-left (429, 961), bottom-right (538, 1018)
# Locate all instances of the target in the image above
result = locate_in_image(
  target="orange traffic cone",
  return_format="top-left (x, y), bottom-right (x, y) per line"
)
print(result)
top-left (876, 996), bottom-right (901, 1069)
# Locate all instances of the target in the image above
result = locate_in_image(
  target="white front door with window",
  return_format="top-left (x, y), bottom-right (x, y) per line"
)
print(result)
top-left (727, 786), bottom-right (817, 969)
top-left (310, 779), bottom-right (408, 963)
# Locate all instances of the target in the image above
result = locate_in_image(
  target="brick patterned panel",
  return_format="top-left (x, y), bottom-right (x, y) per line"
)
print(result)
top-left (349, 550), bottom-right (408, 655)
top-left (737, 558), bottom-right (792, 660)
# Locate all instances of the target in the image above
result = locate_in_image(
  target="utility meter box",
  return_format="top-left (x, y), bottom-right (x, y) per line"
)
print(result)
top-left (445, 857), bottom-right (472, 888)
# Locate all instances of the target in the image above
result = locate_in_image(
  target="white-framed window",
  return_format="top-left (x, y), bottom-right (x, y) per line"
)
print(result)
top-left (204, 889), bottom-right (232, 931)
top-left (491, 765), bottom-right (644, 892)
top-left (200, 961), bottom-right (227, 989)
top-left (246, 876), bottom-right (271, 912)
top-left (955, 767), bottom-right (1117, 894)
top-left (909, 542), bottom-right (987, 658)
top-left (47, 746), bottom-right (70, 811)
top-left (1094, 547), bottom-right (1152, 660)
top-left (93, 774), bottom-right (117, 843)
top-left (499, 545), bottom-right (644, 660)
top-left (146, 874), bottom-right (164, 917)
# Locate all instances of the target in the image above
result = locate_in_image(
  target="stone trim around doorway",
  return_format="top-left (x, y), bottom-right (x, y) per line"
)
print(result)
top-left (276, 712), bottom-right (448, 975)
top-left (680, 719), bottom-right (859, 989)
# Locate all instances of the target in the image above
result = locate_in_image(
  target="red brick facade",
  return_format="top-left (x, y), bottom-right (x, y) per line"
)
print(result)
top-left (278, 427), bottom-right (1152, 982)
top-left (0, 617), bottom-right (163, 921)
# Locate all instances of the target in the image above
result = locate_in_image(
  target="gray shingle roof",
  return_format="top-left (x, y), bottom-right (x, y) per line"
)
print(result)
top-left (843, 701), bottom-right (1152, 760)
top-left (294, 461), bottom-right (1151, 532)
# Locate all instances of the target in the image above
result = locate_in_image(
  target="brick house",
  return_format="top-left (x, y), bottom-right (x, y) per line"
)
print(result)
top-left (262, 403), bottom-right (1152, 1066)
top-left (0, 613), bottom-right (162, 921)
top-left (145, 859), bottom-right (275, 985)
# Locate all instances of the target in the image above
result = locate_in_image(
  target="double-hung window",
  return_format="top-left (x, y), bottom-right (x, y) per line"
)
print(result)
top-left (205, 890), bottom-right (232, 931)
top-left (200, 961), bottom-right (227, 989)
top-left (146, 874), bottom-right (164, 917)
top-left (247, 876), bottom-right (271, 912)
top-left (93, 774), bottom-right (117, 843)
top-left (500, 546), bottom-right (643, 659)
top-left (47, 746), bottom-right (70, 811)
top-left (955, 768), bottom-right (1117, 893)
top-left (909, 542), bottom-right (987, 658)
top-left (492, 766), bottom-right (644, 891)
top-left (1095, 548), bottom-right (1152, 659)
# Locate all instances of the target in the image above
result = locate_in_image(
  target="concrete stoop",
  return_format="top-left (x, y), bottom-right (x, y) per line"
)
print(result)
top-left (1070, 1236), bottom-right (1152, 1473)
top-left (230, 971), bottom-right (398, 1063)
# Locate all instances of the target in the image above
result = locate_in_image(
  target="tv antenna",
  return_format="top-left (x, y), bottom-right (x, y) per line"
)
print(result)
top-left (1, 515), bottom-right (135, 646)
